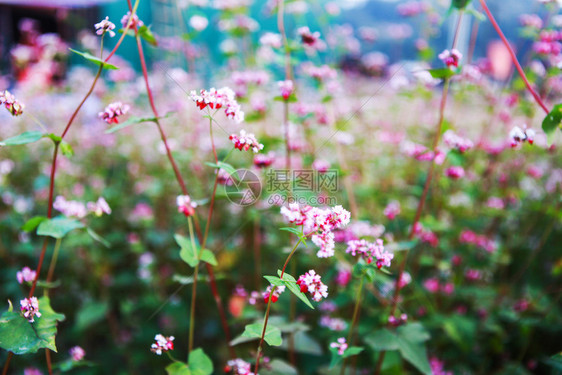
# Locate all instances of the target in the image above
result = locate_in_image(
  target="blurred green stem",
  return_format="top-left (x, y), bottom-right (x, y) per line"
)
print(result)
top-left (340, 274), bottom-right (365, 375)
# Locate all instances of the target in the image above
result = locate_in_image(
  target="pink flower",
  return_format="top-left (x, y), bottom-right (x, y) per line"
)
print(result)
top-left (388, 313), bottom-right (408, 326)
top-left (423, 278), bottom-right (440, 293)
top-left (330, 337), bottom-right (348, 355)
top-left (69, 346), bottom-right (85, 361)
top-left (438, 49), bottom-right (462, 68)
top-left (189, 87), bottom-right (244, 123)
top-left (397, 1), bottom-right (429, 17)
top-left (150, 334), bottom-right (174, 355)
top-left (53, 196), bottom-right (87, 218)
top-left (397, 272), bottom-right (412, 288)
top-left (98, 102), bottom-right (130, 124)
top-left (229, 130), bottom-right (264, 153)
top-left (430, 357), bottom-right (453, 375)
top-left (441, 282), bottom-right (455, 295)
top-left (486, 197), bottom-right (505, 210)
top-left (87, 197), bottom-right (112, 216)
top-left (253, 152), bottom-right (274, 168)
top-left (335, 269), bottom-right (352, 287)
top-left (442, 130), bottom-right (473, 153)
top-left (278, 80), bottom-right (294, 100)
top-left (224, 358), bottom-right (254, 375)
top-left (23, 368), bottom-right (43, 375)
top-left (301, 63), bottom-right (337, 81)
top-left (384, 201), bottom-right (401, 220)
top-left (17, 267), bottom-right (36, 284)
top-left (509, 126), bottom-right (536, 147)
top-left (346, 239), bottom-right (394, 268)
top-left (312, 231), bottom-right (336, 258)
top-left (0, 90), bottom-right (25, 116)
top-left (20, 297), bottom-right (41, 323)
top-left (263, 285), bottom-right (285, 303)
top-left (297, 26), bottom-right (323, 50)
top-left (94, 17), bottom-right (116, 37)
top-left (296, 270), bottom-right (329, 302)
top-left (312, 159), bottom-right (331, 173)
top-left (176, 195), bottom-right (197, 217)
top-left (189, 15), bottom-right (208, 31)
top-left (445, 166), bottom-right (465, 179)
top-left (121, 11), bottom-right (143, 29)
top-left (465, 269), bottom-right (481, 281)
top-left (260, 32), bottom-right (282, 48)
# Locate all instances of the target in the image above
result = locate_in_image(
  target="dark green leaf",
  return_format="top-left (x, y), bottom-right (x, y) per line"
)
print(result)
top-left (365, 329), bottom-right (400, 351)
top-left (542, 103), bottom-right (562, 145)
top-left (68, 48), bottom-right (118, 70)
top-left (452, 0), bottom-right (472, 9)
top-left (261, 359), bottom-right (298, 375)
top-left (240, 323), bottom-right (282, 346)
top-left (37, 217), bottom-right (85, 239)
top-left (75, 300), bottom-right (108, 331)
top-left (397, 337), bottom-right (432, 375)
top-left (0, 131), bottom-right (44, 147)
top-left (397, 323), bottom-right (431, 343)
top-left (22, 216), bottom-right (47, 232)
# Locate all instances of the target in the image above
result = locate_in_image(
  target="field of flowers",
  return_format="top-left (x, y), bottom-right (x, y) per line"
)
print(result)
top-left (1, 0), bottom-right (562, 374)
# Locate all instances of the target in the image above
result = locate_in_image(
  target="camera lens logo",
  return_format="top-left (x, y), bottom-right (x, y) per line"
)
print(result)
top-left (224, 169), bottom-right (262, 206)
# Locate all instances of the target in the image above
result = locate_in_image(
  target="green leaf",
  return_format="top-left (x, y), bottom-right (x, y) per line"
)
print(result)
top-left (0, 297), bottom-right (65, 355)
top-left (105, 112), bottom-right (174, 134)
top-left (166, 362), bottom-right (192, 375)
top-left (279, 227), bottom-right (302, 236)
top-left (277, 270), bottom-right (314, 309)
top-left (365, 329), bottom-right (400, 351)
top-left (452, 0), bottom-right (472, 9)
top-left (396, 336), bottom-right (432, 375)
top-left (343, 346), bottom-right (364, 358)
top-left (397, 323), bottom-right (431, 343)
top-left (200, 249), bottom-right (217, 266)
top-left (68, 48), bottom-right (118, 70)
top-left (75, 300), bottom-right (108, 331)
top-left (37, 217), bottom-right (85, 239)
top-left (138, 25), bottom-right (158, 46)
top-left (45, 133), bottom-right (62, 143)
top-left (0, 131), bottom-right (44, 147)
top-left (260, 359), bottom-right (298, 375)
top-left (542, 103), bottom-right (562, 145)
top-left (428, 68), bottom-right (457, 79)
top-left (264, 275), bottom-right (285, 287)
top-left (240, 323), bottom-right (282, 346)
top-left (86, 227), bottom-right (110, 248)
top-left (60, 141), bottom-right (74, 157)
top-left (22, 216), bottom-right (47, 232)
top-left (176, 234), bottom-right (200, 267)
top-left (278, 331), bottom-right (322, 355)
top-left (217, 162), bottom-right (237, 176)
top-left (188, 348), bottom-right (213, 375)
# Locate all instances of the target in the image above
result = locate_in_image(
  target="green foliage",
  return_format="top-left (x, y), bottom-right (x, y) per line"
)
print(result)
top-left (36, 217), bottom-right (85, 239)
top-left (0, 131), bottom-right (44, 147)
top-left (542, 104), bottom-right (562, 145)
top-left (235, 322), bottom-right (283, 347)
top-left (68, 48), bottom-right (119, 70)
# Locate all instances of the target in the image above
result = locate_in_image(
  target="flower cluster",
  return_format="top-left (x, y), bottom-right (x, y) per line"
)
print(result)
top-left (53, 196), bottom-right (111, 218)
top-left (445, 166), bottom-right (465, 180)
top-left (397, 1), bottom-right (429, 17)
top-left (98, 102), bottom-right (130, 124)
top-left (509, 126), bottom-right (535, 147)
top-left (263, 285), bottom-right (285, 303)
top-left (533, 30), bottom-right (562, 56)
top-left (224, 358), bottom-right (255, 375)
top-left (277, 80), bottom-right (294, 100)
top-left (459, 230), bottom-right (497, 253)
top-left (121, 11), bottom-right (144, 29)
top-left (383, 201), bottom-right (401, 220)
top-left (400, 141), bottom-right (445, 164)
top-left (176, 195), bottom-right (197, 217)
top-left (260, 32), bottom-right (282, 48)
top-left (69, 346), bottom-right (86, 361)
top-left (253, 152), bottom-right (274, 168)
top-left (296, 270), bottom-right (328, 302)
top-left (330, 337), bottom-right (348, 355)
top-left (320, 315), bottom-right (347, 331)
top-left (443, 130), bottom-right (474, 153)
top-left (413, 223), bottom-right (439, 247)
top-left (388, 313), bottom-right (408, 327)
top-left (0, 90), bottom-right (25, 116)
top-left (423, 278), bottom-right (454, 295)
top-left (229, 130), bottom-right (264, 153)
top-left (346, 239), bottom-right (394, 268)
top-left (281, 204), bottom-right (351, 258)
top-left (17, 267), bottom-right (36, 284)
top-left (189, 87), bottom-right (244, 123)
top-left (301, 63), bottom-right (337, 81)
top-left (297, 26), bottom-right (324, 50)
top-left (150, 334), bottom-right (174, 355)
top-left (87, 197), bottom-right (112, 216)
top-left (20, 297), bottom-right (41, 323)
top-left (438, 49), bottom-right (462, 68)
top-left (94, 17), bottom-right (116, 37)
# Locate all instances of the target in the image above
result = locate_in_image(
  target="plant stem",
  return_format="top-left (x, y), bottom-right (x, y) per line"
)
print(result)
top-left (1, 353), bottom-right (12, 375)
top-left (44, 238), bottom-right (62, 296)
top-left (479, 0), bottom-right (549, 114)
top-left (254, 237), bottom-right (303, 373)
top-left (188, 216), bottom-right (198, 355)
top-left (340, 274), bottom-right (365, 375)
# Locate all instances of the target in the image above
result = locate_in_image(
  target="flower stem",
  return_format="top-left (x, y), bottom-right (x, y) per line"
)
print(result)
top-left (188, 216), bottom-right (198, 355)
top-left (44, 238), bottom-right (62, 297)
top-left (479, 0), bottom-right (549, 114)
top-left (1, 353), bottom-right (12, 375)
top-left (340, 274), bottom-right (365, 375)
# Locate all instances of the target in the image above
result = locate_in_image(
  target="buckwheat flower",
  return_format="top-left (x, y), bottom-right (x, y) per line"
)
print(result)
top-left (98, 102), bottom-right (130, 124)
top-left (190, 87), bottom-right (245, 123)
top-left (229, 130), bottom-right (264, 153)
top-left (445, 166), bottom-right (465, 180)
top-left (0, 90), bottom-right (25, 116)
top-left (312, 231), bottom-right (335, 258)
top-left (189, 15), bottom-right (208, 31)
top-left (69, 346), bottom-right (85, 361)
top-left (384, 201), bottom-right (401, 220)
top-left (301, 63), bottom-right (337, 81)
top-left (94, 16), bottom-right (116, 37)
top-left (430, 357), bottom-right (453, 375)
top-left (253, 152), bottom-right (274, 168)
top-left (20, 297), bottom-right (41, 323)
top-left (335, 269), bottom-right (351, 286)
top-left (217, 168), bottom-right (234, 186)
top-left (260, 32), bottom-right (282, 48)
top-left (388, 313), bottom-right (408, 326)
top-left (278, 80), bottom-right (294, 100)
top-left (17, 267), bottom-right (36, 284)
top-left (486, 196), bottom-right (505, 209)
top-left (176, 195), bottom-right (197, 217)
top-left (224, 358), bottom-right (254, 375)
top-left (465, 269), bottom-right (481, 281)
top-left (423, 278), bottom-right (440, 293)
top-left (438, 49), bottom-right (462, 68)
top-left (87, 197), bottom-right (112, 216)
top-left (312, 159), bottom-right (330, 173)
top-left (297, 26), bottom-right (322, 48)
top-left (296, 270), bottom-right (329, 302)
top-left (263, 285), bottom-right (285, 303)
top-left (330, 337), bottom-right (348, 355)
top-left (442, 130), bottom-right (473, 153)
top-left (150, 335), bottom-right (174, 355)
top-left (397, 272), bottom-right (412, 288)
top-left (121, 11), bottom-right (144, 29)
top-left (53, 196), bottom-right (88, 218)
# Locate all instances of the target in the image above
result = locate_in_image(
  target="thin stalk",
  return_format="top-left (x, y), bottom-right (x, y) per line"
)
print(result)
top-left (254, 238), bottom-right (303, 373)
top-left (479, 0), bottom-right (549, 114)
top-left (45, 349), bottom-right (53, 375)
top-left (45, 238), bottom-right (62, 295)
top-left (340, 274), bottom-right (365, 375)
top-left (1, 353), bottom-right (12, 375)
top-left (188, 216), bottom-right (198, 355)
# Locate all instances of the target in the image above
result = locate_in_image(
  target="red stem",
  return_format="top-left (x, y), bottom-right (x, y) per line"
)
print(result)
top-left (479, 0), bottom-right (549, 114)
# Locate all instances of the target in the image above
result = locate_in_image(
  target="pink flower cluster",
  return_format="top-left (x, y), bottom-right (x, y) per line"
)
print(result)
top-left (413, 223), bottom-right (439, 247)
top-left (297, 26), bottom-right (324, 50)
top-left (98, 102), bottom-right (130, 124)
top-left (519, 14), bottom-right (543, 29)
top-left (278, 80), bottom-right (294, 100)
top-left (17, 267), bottom-right (36, 284)
top-left (438, 49), bottom-right (462, 69)
top-left (345, 239), bottom-right (394, 268)
top-left (397, 1), bottom-right (429, 17)
top-left (253, 152), bottom-right (274, 168)
top-left (121, 11), bottom-right (144, 29)
top-left (263, 284), bottom-right (285, 303)
top-left (533, 30), bottom-right (562, 56)
top-left (319, 316), bottom-right (347, 331)
top-left (388, 313), bottom-right (408, 327)
top-left (430, 357), bottom-right (453, 375)
top-left (400, 141), bottom-right (445, 164)
top-left (189, 87), bottom-right (244, 123)
top-left (150, 334), bottom-right (174, 355)
top-left (53, 196), bottom-right (111, 218)
top-left (330, 337), bottom-right (348, 355)
top-left (423, 278), bottom-right (454, 295)
top-left (69, 346), bottom-right (85, 361)
top-left (176, 195), bottom-right (197, 217)
top-left (280, 204), bottom-right (351, 258)
top-left (442, 130), bottom-right (474, 153)
top-left (445, 166), bottom-right (465, 180)
top-left (229, 130), bottom-right (264, 153)
top-left (20, 297), bottom-right (41, 323)
top-left (94, 17), bottom-right (116, 37)
top-left (224, 358), bottom-right (255, 375)
top-left (296, 270), bottom-right (328, 302)
top-left (383, 201), bottom-right (401, 220)
top-left (0, 90), bottom-right (25, 116)
top-left (509, 126), bottom-right (535, 147)
top-left (459, 230), bottom-right (497, 252)
top-left (232, 70), bottom-right (270, 87)
top-left (301, 63), bottom-right (338, 81)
